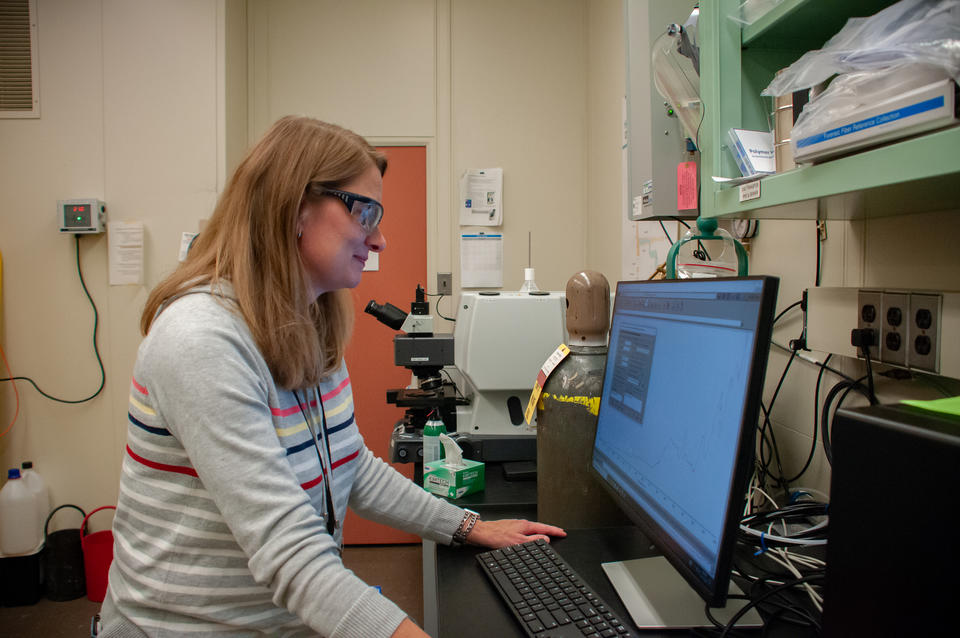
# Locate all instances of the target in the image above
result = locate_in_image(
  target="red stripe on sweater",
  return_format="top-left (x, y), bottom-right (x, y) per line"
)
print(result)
top-left (322, 377), bottom-right (351, 401)
top-left (131, 377), bottom-right (148, 396)
top-left (126, 445), bottom-right (198, 477)
top-left (301, 449), bottom-right (359, 490)
top-left (301, 473), bottom-right (324, 490)
top-left (332, 449), bottom-right (360, 470)
top-left (271, 398), bottom-right (318, 418)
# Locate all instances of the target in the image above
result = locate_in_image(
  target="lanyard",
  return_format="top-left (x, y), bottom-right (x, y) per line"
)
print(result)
top-left (293, 387), bottom-right (337, 537)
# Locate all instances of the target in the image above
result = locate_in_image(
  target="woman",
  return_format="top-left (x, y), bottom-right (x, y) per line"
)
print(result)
top-left (99, 116), bottom-right (564, 637)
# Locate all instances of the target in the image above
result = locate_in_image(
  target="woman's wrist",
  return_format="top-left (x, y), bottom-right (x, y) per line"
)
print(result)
top-left (452, 509), bottom-right (480, 546)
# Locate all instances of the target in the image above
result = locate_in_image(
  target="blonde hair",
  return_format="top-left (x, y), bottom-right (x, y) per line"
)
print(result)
top-left (141, 116), bottom-right (387, 389)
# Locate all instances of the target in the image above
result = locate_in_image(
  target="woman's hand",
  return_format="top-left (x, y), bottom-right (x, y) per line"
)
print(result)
top-left (466, 518), bottom-right (566, 549)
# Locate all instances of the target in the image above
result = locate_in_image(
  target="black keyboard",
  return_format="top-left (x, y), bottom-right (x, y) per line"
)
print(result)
top-left (477, 539), bottom-right (635, 638)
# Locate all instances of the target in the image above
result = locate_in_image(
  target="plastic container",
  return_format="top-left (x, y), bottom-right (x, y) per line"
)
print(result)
top-left (0, 468), bottom-right (43, 556)
top-left (518, 267), bottom-right (540, 293)
top-left (81, 505), bottom-right (116, 602)
top-left (43, 504), bottom-right (87, 601)
top-left (20, 461), bottom-right (51, 536)
top-left (0, 551), bottom-right (43, 606)
top-left (651, 22), bottom-right (702, 142)
top-left (666, 218), bottom-right (748, 279)
top-left (422, 415), bottom-right (446, 465)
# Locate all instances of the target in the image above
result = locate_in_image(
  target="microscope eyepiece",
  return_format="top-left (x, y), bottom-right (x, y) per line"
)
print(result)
top-left (364, 300), bottom-right (407, 330)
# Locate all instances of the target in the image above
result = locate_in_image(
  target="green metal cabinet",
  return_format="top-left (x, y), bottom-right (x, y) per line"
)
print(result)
top-left (699, 0), bottom-right (960, 220)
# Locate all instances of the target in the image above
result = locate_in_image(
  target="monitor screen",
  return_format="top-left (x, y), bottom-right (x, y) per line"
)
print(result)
top-left (591, 276), bottom-right (778, 607)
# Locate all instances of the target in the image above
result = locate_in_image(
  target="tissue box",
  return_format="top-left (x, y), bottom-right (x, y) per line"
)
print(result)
top-left (423, 459), bottom-right (485, 499)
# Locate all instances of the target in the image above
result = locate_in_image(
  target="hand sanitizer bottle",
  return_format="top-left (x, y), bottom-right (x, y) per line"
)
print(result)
top-left (422, 413), bottom-right (446, 465)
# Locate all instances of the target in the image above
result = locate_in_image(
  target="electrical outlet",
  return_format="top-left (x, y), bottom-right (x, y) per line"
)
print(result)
top-left (908, 293), bottom-right (941, 372)
top-left (857, 290), bottom-right (883, 358)
top-left (437, 272), bottom-right (452, 296)
top-left (806, 287), bottom-right (958, 377)
top-left (880, 292), bottom-right (909, 367)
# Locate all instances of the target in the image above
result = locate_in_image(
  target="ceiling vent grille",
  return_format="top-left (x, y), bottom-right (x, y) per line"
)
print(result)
top-left (0, 0), bottom-right (38, 117)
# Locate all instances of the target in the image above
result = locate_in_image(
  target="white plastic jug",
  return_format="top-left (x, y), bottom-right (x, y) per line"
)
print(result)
top-left (20, 461), bottom-right (51, 535)
top-left (0, 468), bottom-right (44, 555)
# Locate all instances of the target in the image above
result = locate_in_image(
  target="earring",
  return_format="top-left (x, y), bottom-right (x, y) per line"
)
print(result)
top-left (297, 231), bottom-right (302, 239)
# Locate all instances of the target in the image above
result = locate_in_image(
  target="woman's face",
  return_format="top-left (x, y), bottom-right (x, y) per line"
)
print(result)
top-left (297, 164), bottom-right (386, 297)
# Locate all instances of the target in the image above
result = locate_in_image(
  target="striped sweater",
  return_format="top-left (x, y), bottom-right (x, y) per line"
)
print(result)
top-left (100, 287), bottom-right (465, 637)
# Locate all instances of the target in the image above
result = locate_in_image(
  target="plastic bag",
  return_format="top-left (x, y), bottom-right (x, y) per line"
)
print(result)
top-left (790, 62), bottom-right (951, 142)
top-left (763, 0), bottom-right (960, 96)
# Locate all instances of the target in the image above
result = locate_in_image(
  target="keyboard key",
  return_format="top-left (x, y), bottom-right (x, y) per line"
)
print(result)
top-left (536, 610), bottom-right (558, 629)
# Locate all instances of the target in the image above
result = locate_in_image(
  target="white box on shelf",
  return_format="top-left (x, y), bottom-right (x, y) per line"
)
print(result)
top-left (727, 128), bottom-right (775, 176)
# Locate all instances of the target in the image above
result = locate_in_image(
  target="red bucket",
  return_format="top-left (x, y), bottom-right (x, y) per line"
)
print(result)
top-left (80, 506), bottom-right (116, 602)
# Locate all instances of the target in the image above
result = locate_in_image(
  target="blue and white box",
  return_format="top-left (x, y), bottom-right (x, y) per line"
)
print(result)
top-left (727, 128), bottom-right (776, 176)
top-left (792, 79), bottom-right (958, 163)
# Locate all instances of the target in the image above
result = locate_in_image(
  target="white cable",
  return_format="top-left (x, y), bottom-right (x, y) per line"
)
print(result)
top-left (765, 548), bottom-right (823, 611)
top-left (748, 485), bottom-right (780, 512)
top-left (739, 524), bottom-right (828, 546)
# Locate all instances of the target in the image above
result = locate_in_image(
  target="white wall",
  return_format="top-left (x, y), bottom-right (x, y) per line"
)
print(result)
top-left (0, 0), bottom-right (224, 520)
top-left (585, 0), bottom-right (627, 284)
top-left (450, 0), bottom-right (588, 292)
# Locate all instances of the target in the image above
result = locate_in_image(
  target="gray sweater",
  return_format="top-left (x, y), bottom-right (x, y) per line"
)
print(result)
top-left (100, 287), bottom-right (465, 637)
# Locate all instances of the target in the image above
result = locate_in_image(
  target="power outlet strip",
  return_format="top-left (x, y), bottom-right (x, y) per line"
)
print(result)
top-left (806, 287), bottom-right (959, 378)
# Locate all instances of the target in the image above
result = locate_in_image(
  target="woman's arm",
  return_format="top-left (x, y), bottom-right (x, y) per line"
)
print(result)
top-left (391, 618), bottom-right (430, 638)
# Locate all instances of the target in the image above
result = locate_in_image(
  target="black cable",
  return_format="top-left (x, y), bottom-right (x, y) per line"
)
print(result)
top-left (658, 219), bottom-right (674, 245)
top-left (747, 571), bottom-right (824, 632)
top-left (859, 341), bottom-right (878, 405)
top-left (757, 348), bottom-right (797, 489)
top-left (760, 602), bottom-right (822, 634)
top-left (782, 354), bottom-right (831, 484)
top-left (815, 222), bottom-right (822, 287)
top-left (719, 574), bottom-right (825, 638)
top-left (434, 294), bottom-right (455, 322)
top-left (757, 402), bottom-right (785, 492)
top-left (674, 216), bottom-right (691, 229)
top-left (440, 368), bottom-right (466, 400)
top-left (820, 375), bottom-right (875, 466)
top-left (704, 598), bottom-right (752, 637)
top-left (774, 300), bottom-right (802, 325)
top-left (0, 235), bottom-right (105, 403)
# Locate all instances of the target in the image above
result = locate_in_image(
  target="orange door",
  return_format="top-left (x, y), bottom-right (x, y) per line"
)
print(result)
top-left (343, 146), bottom-right (427, 545)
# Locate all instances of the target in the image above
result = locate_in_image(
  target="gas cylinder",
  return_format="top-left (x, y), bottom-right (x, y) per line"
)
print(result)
top-left (536, 271), bottom-right (631, 528)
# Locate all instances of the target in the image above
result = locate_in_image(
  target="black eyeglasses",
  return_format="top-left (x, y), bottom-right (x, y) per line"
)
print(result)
top-left (317, 187), bottom-right (384, 234)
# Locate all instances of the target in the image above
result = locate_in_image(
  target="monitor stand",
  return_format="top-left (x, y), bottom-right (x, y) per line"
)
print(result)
top-left (602, 557), bottom-right (763, 629)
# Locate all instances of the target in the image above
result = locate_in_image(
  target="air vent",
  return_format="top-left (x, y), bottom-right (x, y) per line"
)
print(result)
top-left (0, 0), bottom-right (39, 117)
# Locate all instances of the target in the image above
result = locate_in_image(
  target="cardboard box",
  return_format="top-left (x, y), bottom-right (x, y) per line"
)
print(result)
top-left (423, 458), bottom-right (485, 499)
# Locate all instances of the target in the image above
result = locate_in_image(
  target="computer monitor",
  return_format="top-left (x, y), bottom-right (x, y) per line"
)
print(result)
top-left (591, 276), bottom-right (778, 628)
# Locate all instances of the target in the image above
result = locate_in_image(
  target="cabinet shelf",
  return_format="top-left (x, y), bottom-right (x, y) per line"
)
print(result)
top-left (700, 0), bottom-right (960, 220)
top-left (740, 0), bottom-right (898, 49)
top-left (713, 127), bottom-right (960, 218)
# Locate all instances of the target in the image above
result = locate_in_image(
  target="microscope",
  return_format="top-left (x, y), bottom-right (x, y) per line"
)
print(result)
top-left (365, 285), bottom-right (466, 462)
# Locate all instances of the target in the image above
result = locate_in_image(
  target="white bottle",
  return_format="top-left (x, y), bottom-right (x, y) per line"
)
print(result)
top-left (20, 461), bottom-right (51, 535)
top-left (0, 468), bottom-right (44, 555)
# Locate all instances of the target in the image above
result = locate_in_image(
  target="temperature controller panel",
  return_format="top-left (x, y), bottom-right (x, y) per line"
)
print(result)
top-left (58, 199), bottom-right (106, 234)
